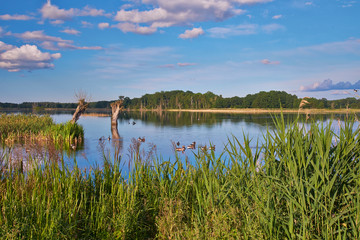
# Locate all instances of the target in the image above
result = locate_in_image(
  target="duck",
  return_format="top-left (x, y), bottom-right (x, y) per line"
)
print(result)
top-left (132, 121), bottom-right (136, 125)
top-left (187, 141), bottom-right (196, 149)
top-left (175, 145), bottom-right (186, 152)
top-left (70, 144), bottom-right (76, 150)
top-left (99, 136), bottom-right (104, 141)
top-left (208, 145), bottom-right (215, 151)
top-left (200, 146), bottom-right (207, 151)
top-left (138, 137), bottom-right (145, 142)
top-left (107, 136), bottom-right (111, 141)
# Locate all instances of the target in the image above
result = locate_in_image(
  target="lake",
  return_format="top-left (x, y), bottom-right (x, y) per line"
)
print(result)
top-left (2, 110), bottom-right (356, 170)
top-left (53, 111), bottom-right (353, 167)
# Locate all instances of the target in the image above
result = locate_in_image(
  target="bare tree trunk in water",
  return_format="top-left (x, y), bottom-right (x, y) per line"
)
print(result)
top-left (111, 126), bottom-right (121, 139)
top-left (110, 100), bottom-right (124, 139)
top-left (71, 99), bottom-right (89, 124)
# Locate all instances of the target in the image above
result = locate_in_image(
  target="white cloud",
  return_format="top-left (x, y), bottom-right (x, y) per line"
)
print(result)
top-left (15, 30), bottom-right (71, 44)
top-left (40, 0), bottom-right (109, 21)
top-left (178, 62), bottom-right (196, 67)
top-left (232, 0), bottom-right (273, 3)
top-left (179, 27), bottom-right (204, 39)
top-left (114, 8), bottom-right (168, 23)
top-left (158, 64), bottom-right (175, 68)
top-left (1, 45), bottom-right (51, 61)
top-left (0, 41), bottom-right (14, 51)
top-left (113, 0), bottom-right (272, 34)
top-left (272, 14), bottom-right (282, 19)
top-left (300, 79), bottom-right (360, 92)
top-left (40, 41), bottom-right (59, 50)
top-left (331, 90), bottom-right (350, 95)
top-left (61, 28), bottom-right (81, 35)
top-left (81, 21), bottom-right (93, 28)
top-left (40, 0), bottom-right (75, 20)
top-left (261, 59), bottom-right (280, 65)
top-left (261, 23), bottom-right (285, 33)
top-left (157, 62), bottom-right (196, 68)
top-left (93, 46), bottom-right (174, 76)
top-left (98, 22), bottom-right (110, 29)
top-left (121, 4), bottom-right (134, 10)
top-left (0, 14), bottom-right (34, 21)
top-left (282, 38), bottom-right (360, 55)
top-left (0, 43), bottom-right (61, 72)
top-left (79, 6), bottom-right (110, 17)
top-left (50, 20), bottom-right (64, 25)
top-left (208, 24), bottom-right (257, 38)
top-left (208, 23), bottom-right (285, 38)
top-left (112, 23), bottom-right (157, 34)
top-left (51, 53), bottom-right (61, 59)
top-left (13, 30), bottom-right (102, 51)
top-left (57, 42), bottom-right (103, 50)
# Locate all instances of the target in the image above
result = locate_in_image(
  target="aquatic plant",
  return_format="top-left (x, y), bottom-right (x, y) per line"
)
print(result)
top-left (0, 114), bottom-right (84, 148)
top-left (0, 115), bottom-right (359, 239)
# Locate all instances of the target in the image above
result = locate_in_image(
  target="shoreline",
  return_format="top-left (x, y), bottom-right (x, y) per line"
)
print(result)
top-left (156, 108), bottom-right (360, 114)
top-left (1, 107), bottom-right (360, 114)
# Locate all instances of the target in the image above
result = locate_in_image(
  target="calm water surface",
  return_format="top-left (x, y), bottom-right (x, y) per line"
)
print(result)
top-left (47, 111), bottom-right (352, 168)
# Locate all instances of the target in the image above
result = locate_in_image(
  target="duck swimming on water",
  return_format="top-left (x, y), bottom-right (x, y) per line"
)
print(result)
top-left (208, 145), bottom-right (215, 151)
top-left (175, 145), bottom-right (186, 152)
top-left (187, 141), bottom-right (196, 149)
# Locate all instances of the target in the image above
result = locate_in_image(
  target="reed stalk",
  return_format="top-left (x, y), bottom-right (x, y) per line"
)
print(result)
top-left (0, 115), bottom-right (359, 239)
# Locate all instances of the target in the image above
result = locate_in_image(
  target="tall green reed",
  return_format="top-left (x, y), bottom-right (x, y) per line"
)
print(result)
top-left (0, 115), bottom-right (359, 239)
top-left (0, 114), bottom-right (84, 148)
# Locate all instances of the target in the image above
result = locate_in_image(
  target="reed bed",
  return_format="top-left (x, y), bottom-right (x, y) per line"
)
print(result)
top-left (0, 116), bottom-right (359, 239)
top-left (0, 114), bottom-right (84, 147)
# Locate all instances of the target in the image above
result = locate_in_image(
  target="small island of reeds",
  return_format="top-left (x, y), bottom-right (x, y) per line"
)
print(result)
top-left (0, 115), bottom-right (359, 239)
top-left (0, 114), bottom-right (84, 149)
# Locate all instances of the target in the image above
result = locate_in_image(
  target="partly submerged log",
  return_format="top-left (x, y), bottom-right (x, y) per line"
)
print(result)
top-left (110, 100), bottom-right (124, 127)
top-left (71, 99), bottom-right (89, 124)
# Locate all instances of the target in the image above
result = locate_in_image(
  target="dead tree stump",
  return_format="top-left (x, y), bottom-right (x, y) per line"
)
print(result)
top-left (71, 99), bottom-right (89, 124)
top-left (110, 100), bottom-right (124, 127)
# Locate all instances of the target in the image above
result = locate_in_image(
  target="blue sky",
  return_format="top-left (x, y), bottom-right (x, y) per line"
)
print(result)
top-left (0, 0), bottom-right (359, 103)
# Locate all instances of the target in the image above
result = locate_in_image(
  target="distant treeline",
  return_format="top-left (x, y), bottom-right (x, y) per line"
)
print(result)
top-left (1, 90), bottom-right (360, 110)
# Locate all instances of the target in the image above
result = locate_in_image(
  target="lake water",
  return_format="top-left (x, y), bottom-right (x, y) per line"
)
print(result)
top-left (2, 110), bottom-right (356, 170)
top-left (50, 111), bottom-right (352, 168)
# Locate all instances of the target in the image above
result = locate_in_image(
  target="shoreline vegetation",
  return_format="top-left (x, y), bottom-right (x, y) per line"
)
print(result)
top-left (0, 115), bottom-right (359, 239)
top-left (0, 114), bottom-right (84, 148)
top-left (2, 107), bottom-right (360, 115)
top-left (167, 108), bottom-right (360, 114)
top-left (2, 90), bottom-right (360, 112)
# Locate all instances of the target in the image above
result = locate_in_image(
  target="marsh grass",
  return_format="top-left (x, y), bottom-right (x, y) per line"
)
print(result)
top-left (0, 115), bottom-right (359, 239)
top-left (0, 114), bottom-right (84, 149)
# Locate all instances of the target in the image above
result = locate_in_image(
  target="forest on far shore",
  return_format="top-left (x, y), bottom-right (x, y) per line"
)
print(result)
top-left (2, 90), bottom-right (360, 110)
